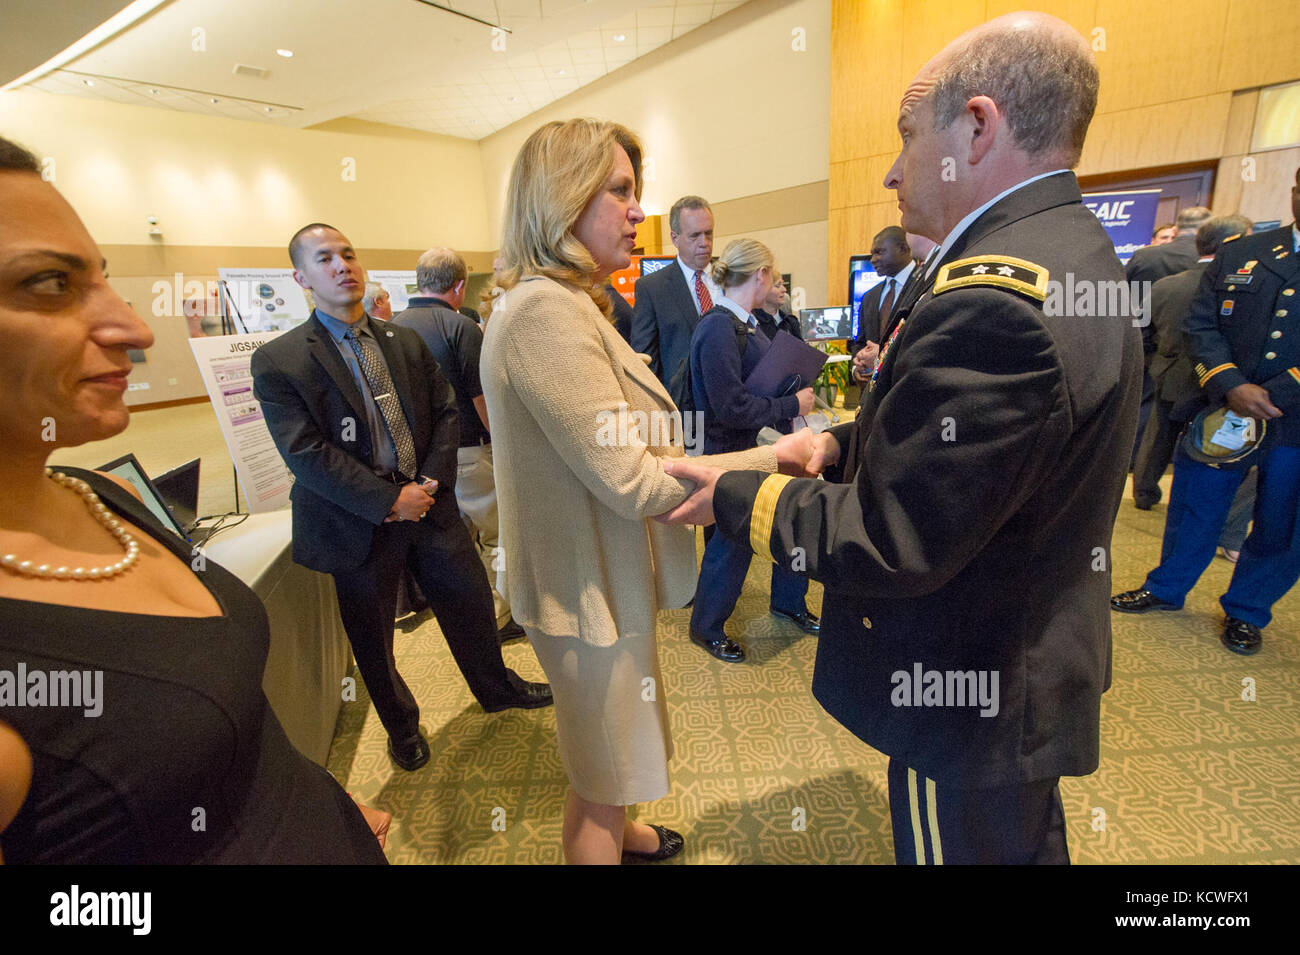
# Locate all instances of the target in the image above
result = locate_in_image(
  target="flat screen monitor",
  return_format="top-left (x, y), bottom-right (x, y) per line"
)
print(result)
top-left (638, 256), bottom-right (676, 277)
top-left (800, 306), bottom-right (854, 342)
top-left (848, 255), bottom-right (883, 341)
top-left (97, 453), bottom-right (188, 538)
top-left (154, 458), bottom-right (201, 533)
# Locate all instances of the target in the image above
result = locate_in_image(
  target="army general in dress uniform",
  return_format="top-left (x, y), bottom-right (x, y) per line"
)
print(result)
top-left (659, 13), bottom-right (1143, 864)
top-left (1112, 170), bottom-right (1300, 655)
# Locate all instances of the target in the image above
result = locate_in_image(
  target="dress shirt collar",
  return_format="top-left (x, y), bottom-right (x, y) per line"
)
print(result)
top-left (926, 169), bottom-right (1070, 278)
top-left (714, 293), bottom-right (755, 327)
top-left (881, 260), bottom-right (915, 292)
top-left (315, 308), bottom-right (373, 344)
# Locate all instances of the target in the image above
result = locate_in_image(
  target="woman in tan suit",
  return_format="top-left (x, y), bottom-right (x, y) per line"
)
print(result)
top-left (481, 119), bottom-right (815, 864)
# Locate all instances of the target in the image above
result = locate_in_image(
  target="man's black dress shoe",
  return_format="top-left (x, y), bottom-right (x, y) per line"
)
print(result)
top-left (1221, 617), bottom-right (1262, 655)
top-left (771, 606), bottom-right (820, 634)
top-left (690, 630), bottom-right (745, 662)
top-left (497, 617), bottom-right (527, 644)
top-left (621, 825), bottom-right (684, 864)
top-left (1110, 589), bottom-right (1180, 614)
top-left (388, 731), bottom-right (431, 772)
top-left (481, 670), bottom-right (554, 712)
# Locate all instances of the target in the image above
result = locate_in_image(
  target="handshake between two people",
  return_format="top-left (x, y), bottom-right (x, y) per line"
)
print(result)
top-left (385, 477), bottom-right (438, 523)
top-left (655, 427), bottom-right (841, 527)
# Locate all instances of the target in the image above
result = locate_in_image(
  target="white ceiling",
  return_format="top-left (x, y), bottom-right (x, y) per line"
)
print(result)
top-left (14, 0), bottom-right (747, 140)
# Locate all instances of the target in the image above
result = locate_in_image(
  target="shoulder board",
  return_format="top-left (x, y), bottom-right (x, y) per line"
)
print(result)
top-left (1223, 233), bottom-right (1243, 243)
top-left (933, 255), bottom-right (1049, 301)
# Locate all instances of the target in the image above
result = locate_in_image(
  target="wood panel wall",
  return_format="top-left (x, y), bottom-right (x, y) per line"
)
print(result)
top-left (828, 0), bottom-right (1300, 304)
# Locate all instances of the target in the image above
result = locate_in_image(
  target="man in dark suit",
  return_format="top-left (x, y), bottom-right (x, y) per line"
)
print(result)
top-left (1132, 214), bottom-right (1253, 507)
top-left (659, 13), bottom-right (1141, 864)
top-left (629, 195), bottom-right (719, 409)
top-left (1126, 205), bottom-right (1213, 478)
top-left (848, 228), bottom-right (914, 371)
top-left (251, 224), bottom-right (550, 772)
top-left (1113, 170), bottom-right (1300, 655)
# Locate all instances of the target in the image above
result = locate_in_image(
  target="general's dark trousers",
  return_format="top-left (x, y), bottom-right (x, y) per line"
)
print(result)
top-left (887, 760), bottom-right (1069, 864)
top-left (1145, 444), bottom-right (1300, 628)
top-left (691, 527), bottom-right (808, 639)
top-left (332, 517), bottom-right (511, 742)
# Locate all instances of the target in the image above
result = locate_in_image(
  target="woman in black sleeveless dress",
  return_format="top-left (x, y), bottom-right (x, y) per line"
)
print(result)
top-left (0, 136), bottom-right (384, 864)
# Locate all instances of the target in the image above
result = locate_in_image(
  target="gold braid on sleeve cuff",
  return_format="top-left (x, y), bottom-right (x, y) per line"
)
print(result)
top-left (749, 474), bottom-right (794, 561)
top-left (1195, 362), bottom-right (1238, 387)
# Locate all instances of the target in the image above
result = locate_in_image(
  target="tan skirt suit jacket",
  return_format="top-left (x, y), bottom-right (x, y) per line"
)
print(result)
top-left (480, 275), bottom-right (776, 803)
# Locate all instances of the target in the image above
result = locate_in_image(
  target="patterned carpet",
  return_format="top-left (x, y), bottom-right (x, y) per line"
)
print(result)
top-left (329, 480), bottom-right (1300, 865)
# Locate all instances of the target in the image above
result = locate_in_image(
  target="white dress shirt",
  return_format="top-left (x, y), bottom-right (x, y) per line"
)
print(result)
top-left (678, 256), bottom-right (723, 314)
top-left (925, 169), bottom-right (1071, 279)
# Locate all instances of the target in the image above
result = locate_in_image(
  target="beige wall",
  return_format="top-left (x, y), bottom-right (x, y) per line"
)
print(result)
top-left (0, 91), bottom-right (491, 250)
top-left (829, 0), bottom-right (1300, 304)
top-left (478, 0), bottom-right (831, 300)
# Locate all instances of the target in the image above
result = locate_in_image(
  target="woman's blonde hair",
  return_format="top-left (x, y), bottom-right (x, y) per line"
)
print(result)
top-left (710, 238), bottom-right (774, 292)
top-left (492, 118), bottom-right (642, 319)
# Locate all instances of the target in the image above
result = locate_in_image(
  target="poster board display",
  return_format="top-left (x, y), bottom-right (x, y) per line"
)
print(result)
top-left (367, 270), bottom-right (419, 312)
top-left (217, 268), bottom-right (312, 333)
top-left (188, 332), bottom-right (293, 513)
top-left (1081, 189), bottom-right (1162, 264)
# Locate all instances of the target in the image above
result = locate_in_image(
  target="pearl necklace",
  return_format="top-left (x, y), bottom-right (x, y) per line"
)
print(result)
top-left (0, 469), bottom-right (140, 580)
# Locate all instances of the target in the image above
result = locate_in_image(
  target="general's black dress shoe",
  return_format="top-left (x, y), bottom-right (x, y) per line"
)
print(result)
top-left (1110, 589), bottom-right (1180, 614)
top-left (496, 617), bottom-right (527, 644)
top-left (387, 731), bottom-right (431, 772)
top-left (1221, 617), bottom-right (1262, 655)
top-left (621, 825), bottom-right (684, 864)
top-left (481, 670), bottom-right (554, 712)
top-left (771, 606), bottom-right (820, 634)
top-left (1133, 498), bottom-right (1156, 511)
top-left (690, 630), bottom-right (745, 662)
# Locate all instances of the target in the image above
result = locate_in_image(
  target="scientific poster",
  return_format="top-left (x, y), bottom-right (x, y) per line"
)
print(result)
top-left (367, 270), bottom-right (419, 312)
top-left (188, 332), bottom-right (293, 513)
top-left (216, 268), bottom-right (312, 333)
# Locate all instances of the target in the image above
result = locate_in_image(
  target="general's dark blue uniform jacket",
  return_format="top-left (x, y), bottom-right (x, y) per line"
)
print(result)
top-left (713, 173), bottom-right (1144, 788)
top-left (1184, 225), bottom-right (1300, 446)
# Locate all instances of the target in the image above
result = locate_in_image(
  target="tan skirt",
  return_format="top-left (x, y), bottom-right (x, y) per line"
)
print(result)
top-left (526, 627), bottom-right (673, 806)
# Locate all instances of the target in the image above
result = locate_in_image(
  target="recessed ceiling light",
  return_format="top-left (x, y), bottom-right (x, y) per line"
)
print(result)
top-left (556, 68), bottom-right (566, 75)
top-left (614, 34), bottom-right (626, 42)
top-left (210, 97), bottom-right (220, 104)
top-left (508, 96), bottom-right (518, 102)
top-left (265, 106), bottom-right (274, 113)
top-left (275, 48), bottom-right (293, 58)
top-left (83, 78), bottom-right (95, 87)
top-left (149, 87), bottom-right (159, 94)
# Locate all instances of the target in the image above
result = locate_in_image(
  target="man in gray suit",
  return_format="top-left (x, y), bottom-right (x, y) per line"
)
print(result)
top-left (630, 195), bottom-right (720, 409)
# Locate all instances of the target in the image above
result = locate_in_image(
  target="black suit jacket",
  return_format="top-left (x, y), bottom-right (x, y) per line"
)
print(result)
top-left (1149, 263), bottom-right (1208, 415)
top-left (630, 263), bottom-right (701, 406)
top-left (250, 311), bottom-right (461, 574)
top-left (714, 172), bottom-right (1143, 787)
top-left (608, 284), bottom-right (635, 344)
top-left (753, 307), bottom-right (801, 341)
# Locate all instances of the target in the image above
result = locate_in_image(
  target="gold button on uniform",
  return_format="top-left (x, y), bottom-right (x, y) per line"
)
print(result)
top-left (1272, 330), bottom-right (1282, 339)
top-left (1277, 310), bottom-right (1288, 317)
top-left (1265, 351), bottom-right (1277, 360)
top-left (861, 617), bottom-right (872, 630)
top-left (1283, 289), bottom-right (1295, 296)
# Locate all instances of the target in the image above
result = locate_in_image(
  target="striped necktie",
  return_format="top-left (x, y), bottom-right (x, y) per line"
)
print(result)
top-left (695, 270), bottom-right (714, 313)
top-left (345, 326), bottom-right (418, 480)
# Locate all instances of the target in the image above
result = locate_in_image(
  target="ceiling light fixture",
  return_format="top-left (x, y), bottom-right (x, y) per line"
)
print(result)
top-left (149, 87), bottom-right (159, 94)
top-left (83, 78), bottom-right (95, 87)
top-left (210, 97), bottom-right (220, 103)
top-left (614, 34), bottom-right (625, 42)
top-left (275, 49), bottom-right (293, 58)
top-left (556, 69), bottom-right (566, 75)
